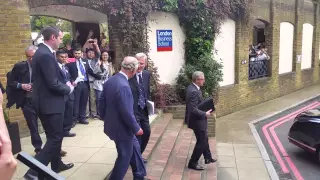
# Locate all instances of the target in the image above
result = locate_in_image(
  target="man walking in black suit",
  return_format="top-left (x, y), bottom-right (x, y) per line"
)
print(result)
top-left (56, 50), bottom-right (76, 138)
top-left (9, 45), bottom-right (42, 154)
top-left (24, 26), bottom-right (74, 179)
top-left (66, 48), bottom-right (101, 125)
top-left (185, 71), bottom-right (217, 171)
top-left (129, 53), bottom-right (151, 163)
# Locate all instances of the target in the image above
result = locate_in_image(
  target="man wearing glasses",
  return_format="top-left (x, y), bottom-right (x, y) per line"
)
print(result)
top-left (8, 45), bottom-right (42, 154)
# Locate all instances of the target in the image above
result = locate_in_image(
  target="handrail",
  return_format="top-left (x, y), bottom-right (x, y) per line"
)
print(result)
top-left (17, 152), bottom-right (65, 180)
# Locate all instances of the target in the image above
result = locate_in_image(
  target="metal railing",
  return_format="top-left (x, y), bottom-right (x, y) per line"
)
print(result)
top-left (17, 152), bottom-right (65, 180)
top-left (248, 59), bottom-right (269, 80)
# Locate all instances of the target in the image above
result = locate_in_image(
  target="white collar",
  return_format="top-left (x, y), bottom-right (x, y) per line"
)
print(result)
top-left (193, 83), bottom-right (200, 90)
top-left (43, 42), bottom-right (55, 53)
top-left (119, 71), bottom-right (128, 80)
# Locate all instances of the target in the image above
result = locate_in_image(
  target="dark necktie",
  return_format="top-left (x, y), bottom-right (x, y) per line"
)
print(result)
top-left (61, 65), bottom-right (67, 80)
top-left (138, 74), bottom-right (146, 109)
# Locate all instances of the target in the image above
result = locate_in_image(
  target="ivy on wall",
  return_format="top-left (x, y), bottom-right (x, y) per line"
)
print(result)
top-left (26, 0), bottom-right (249, 105)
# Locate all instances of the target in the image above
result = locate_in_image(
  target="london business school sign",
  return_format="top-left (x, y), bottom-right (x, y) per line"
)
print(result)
top-left (156, 30), bottom-right (172, 52)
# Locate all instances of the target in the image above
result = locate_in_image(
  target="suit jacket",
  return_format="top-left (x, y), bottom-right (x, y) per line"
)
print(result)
top-left (9, 61), bottom-right (32, 108)
top-left (66, 58), bottom-right (101, 87)
top-left (185, 84), bottom-right (207, 131)
top-left (31, 43), bottom-right (71, 114)
top-left (128, 70), bottom-right (151, 121)
top-left (99, 73), bottom-right (141, 141)
top-left (57, 64), bottom-right (74, 101)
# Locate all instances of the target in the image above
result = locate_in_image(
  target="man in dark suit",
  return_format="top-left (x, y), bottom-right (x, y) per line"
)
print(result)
top-left (24, 26), bottom-right (74, 180)
top-left (99, 56), bottom-right (148, 180)
top-left (185, 71), bottom-right (217, 171)
top-left (56, 50), bottom-right (76, 138)
top-left (129, 53), bottom-right (151, 163)
top-left (66, 48), bottom-right (101, 125)
top-left (9, 45), bottom-right (42, 154)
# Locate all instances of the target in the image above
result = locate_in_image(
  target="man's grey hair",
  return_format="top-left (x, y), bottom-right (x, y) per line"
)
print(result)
top-left (121, 56), bottom-right (139, 71)
top-left (25, 45), bottom-right (38, 52)
top-left (192, 71), bottom-right (204, 82)
top-left (135, 53), bottom-right (147, 61)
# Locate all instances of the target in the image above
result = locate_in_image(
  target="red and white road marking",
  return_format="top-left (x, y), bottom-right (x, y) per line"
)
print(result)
top-left (262, 101), bottom-right (320, 180)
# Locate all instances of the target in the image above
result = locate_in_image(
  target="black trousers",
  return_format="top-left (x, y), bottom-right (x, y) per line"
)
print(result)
top-left (136, 107), bottom-right (150, 154)
top-left (22, 98), bottom-right (42, 151)
top-left (189, 130), bottom-right (212, 165)
top-left (63, 97), bottom-right (74, 133)
top-left (34, 113), bottom-right (64, 170)
top-left (73, 82), bottom-right (89, 122)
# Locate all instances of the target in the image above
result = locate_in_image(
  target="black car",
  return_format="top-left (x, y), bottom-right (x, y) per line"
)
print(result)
top-left (288, 108), bottom-right (320, 161)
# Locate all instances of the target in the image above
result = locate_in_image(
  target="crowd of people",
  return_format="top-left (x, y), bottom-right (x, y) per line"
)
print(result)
top-left (0, 25), bottom-right (217, 180)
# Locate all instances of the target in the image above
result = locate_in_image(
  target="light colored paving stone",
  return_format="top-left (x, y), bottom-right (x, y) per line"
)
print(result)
top-left (67, 163), bottom-right (113, 180)
top-left (20, 145), bottom-right (37, 156)
top-left (235, 157), bottom-right (266, 170)
top-left (232, 143), bottom-right (257, 148)
top-left (62, 147), bottom-right (100, 163)
top-left (62, 136), bottom-right (84, 147)
top-left (234, 147), bottom-right (261, 158)
top-left (238, 169), bottom-right (270, 180)
top-left (71, 126), bottom-right (104, 136)
top-left (104, 141), bottom-right (116, 149)
top-left (217, 167), bottom-right (238, 180)
top-left (71, 134), bottom-right (108, 148)
top-left (218, 156), bottom-right (237, 168)
top-left (87, 148), bottom-right (117, 164)
top-left (86, 120), bottom-right (104, 127)
top-left (217, 146), bottom-right (235, 156)
top-left (217, 143), bottom-right (234, 148)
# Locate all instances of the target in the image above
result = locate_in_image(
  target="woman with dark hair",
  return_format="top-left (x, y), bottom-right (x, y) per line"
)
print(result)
top-left (91, 50), bottom-right (113, 119)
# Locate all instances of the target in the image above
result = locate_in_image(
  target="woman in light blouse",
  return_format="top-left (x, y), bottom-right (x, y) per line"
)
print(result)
top-left (91, 50), bottom-right (114, 119)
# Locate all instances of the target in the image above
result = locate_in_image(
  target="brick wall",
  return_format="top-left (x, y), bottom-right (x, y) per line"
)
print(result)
top-left (0, 0), bottom-right (32, 136)
top-left (216, 0), bottom-right (320, 117)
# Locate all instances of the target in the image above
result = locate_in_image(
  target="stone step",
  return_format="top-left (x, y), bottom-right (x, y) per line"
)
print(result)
top-left (144, 119), bottom-right (184, 179)
top-left (142, 113), bottom-right (173, 160)
top-left (124, 118), bottom-right (184, 179)
top-left (161, 125), bottom-right (194, 180)
top-left (163, 105), bottom-right (186, 113)
top-left (173, 113), bottom-right (215, 121)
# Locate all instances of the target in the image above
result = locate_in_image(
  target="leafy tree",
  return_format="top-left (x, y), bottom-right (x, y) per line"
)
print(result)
top-left (30, 16), bottom-right (71, 32)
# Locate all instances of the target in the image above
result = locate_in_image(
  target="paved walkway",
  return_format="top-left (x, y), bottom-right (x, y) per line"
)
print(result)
top-left (216, 84), bottom-right (320, 180)
top-left (13, 115), bottom-right (158, 180)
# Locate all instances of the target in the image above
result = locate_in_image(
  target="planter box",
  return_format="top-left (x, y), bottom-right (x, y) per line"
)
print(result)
top-left (7, 121), bottom-right (22, 154)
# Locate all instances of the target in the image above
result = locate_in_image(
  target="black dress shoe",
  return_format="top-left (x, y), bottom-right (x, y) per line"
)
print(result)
top-left (205, 158), bottom-right (217, 164)
top-left (64, 132), bottom-right (76, 137)
top-left (188, 164), bottom-right (205, 171)
top-left (78, 120), bottom-right (89, 124)
top-left (53, 163), bottom-right (74, 173)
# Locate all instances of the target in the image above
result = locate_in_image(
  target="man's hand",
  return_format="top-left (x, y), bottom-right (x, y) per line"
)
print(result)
top-left (0, 131), bottom-right (18, 180)
top-left (21, 84), bottom-right (32, 92)
top-left (205, 109), bottom-right (213, 117)
top-left (136, 128), bottom-right (144, 136)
